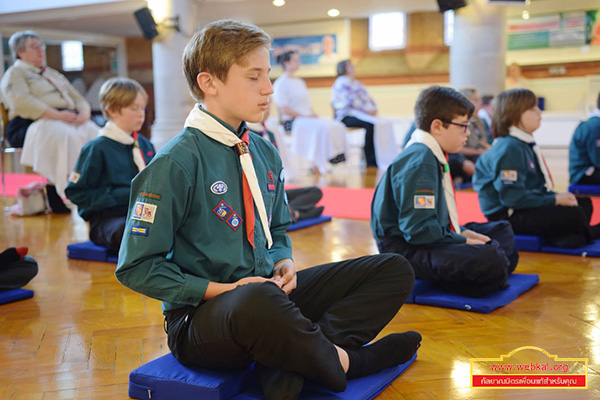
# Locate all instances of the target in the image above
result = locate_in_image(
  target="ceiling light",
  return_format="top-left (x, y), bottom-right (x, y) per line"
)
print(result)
top-left (272, 0), bottom-right (285, 6)
top-left (522, 10), bottom-right (530, 20)
top-left (328, 9), bottom-right (340, 17)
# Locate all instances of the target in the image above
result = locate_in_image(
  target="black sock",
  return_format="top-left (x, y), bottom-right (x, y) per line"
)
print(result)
top-left (589, 223), bottom-right (600, 240)
top-left (0, 248), bottom-right (20, 268)
top-left (346, 331), bottom-right (422, 380)
top-left (46, 184), bottom-right (70, 214)
top-left (255, 363), bottom-right (304, 400)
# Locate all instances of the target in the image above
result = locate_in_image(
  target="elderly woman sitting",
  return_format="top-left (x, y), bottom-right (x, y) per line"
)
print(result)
top-left (1, 30), bottom-right (98, 212)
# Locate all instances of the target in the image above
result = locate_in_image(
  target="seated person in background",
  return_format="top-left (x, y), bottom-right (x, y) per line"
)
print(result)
top-left (474, 88), bottom-right (600, 249)
top-left (116, 20), bottom-right (421, 399)
top-left (65, 78), bottom-right (155, 253)
top-left (372, 86), bottom-right (518, 298)
top-left (478, 94), bottom-right (494, 143)
top-left (569, 92), bottom-right (600, 185)
top-left (272, 51), bottom-right (347, 166)
top-left (458, 87), bottom-right (490, 162)
top-left (331, 60), bottom-right (397, 168)
top-left (403, 121), bottom-right (475, 184)
top-left (0, 247), bottom-right (38, 292)
top-left (0, 30), bottom-right (99, 213)
top-left (248, 107), bottom-right (324, 223)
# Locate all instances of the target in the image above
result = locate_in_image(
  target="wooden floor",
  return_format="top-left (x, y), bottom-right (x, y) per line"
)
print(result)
top-left (1, 149), bottom-right (599, 399)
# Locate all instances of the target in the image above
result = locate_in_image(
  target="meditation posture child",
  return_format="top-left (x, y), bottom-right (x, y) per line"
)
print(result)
top-left (569, 92), bottom-right (600, 185)
top-left (475, 88), bottom-right (600, 249)
top-left (66, 77), bottom-right (155, 252)
top-left (372, 86), bottom-right (519, 298)
top-left (115, 20), bottom-right (420, 400)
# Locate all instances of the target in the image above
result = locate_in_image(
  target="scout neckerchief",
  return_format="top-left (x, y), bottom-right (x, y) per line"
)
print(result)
top-left (509, 126), bottom-right (554, 191)
top-left (406, 128), bottom-right (460, 233)
top-left (99, 121), bottom-right (147, 172)
top-left (184, 105), bottom-right (273, 249)
top-left (14, 60), bottom-right (76, 110)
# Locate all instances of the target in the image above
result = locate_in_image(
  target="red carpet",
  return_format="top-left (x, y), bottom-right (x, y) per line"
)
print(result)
top-left (314, 186), bottom-right (600, 225)
top-left (2, 173), bottom-right (44, 197)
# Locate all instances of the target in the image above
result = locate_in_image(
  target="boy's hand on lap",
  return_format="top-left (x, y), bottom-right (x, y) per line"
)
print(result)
top-left (236, 276), bottom-right (281, 288)
top-left (555, 193), bottom-right (577, 207)
top-left (273, 259), bottom-right (297, 295)
top-left (462, 229), bottom-right (490, 245)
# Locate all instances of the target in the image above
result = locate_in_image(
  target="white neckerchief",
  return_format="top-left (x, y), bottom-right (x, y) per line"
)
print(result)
top-left (100, 121), bottom-right (146, 172)
top-left (406, 129), bottom-right (460, 233)
top-left (509, 126), bottom-right (553, 191)
top-left (589, 108), bottom-right (600, 119)
top-left (184, 105), bottom-right (273, 248)
top-left (14, 59), bottom-right (76, 110)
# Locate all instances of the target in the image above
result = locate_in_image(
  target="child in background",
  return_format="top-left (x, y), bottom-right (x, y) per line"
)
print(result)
top-left (372, 86), bottom-right (518, 297)
top-left (475, 88), bottom-right (600, 249)
top-left (66, 77), bottom-right (155, 252)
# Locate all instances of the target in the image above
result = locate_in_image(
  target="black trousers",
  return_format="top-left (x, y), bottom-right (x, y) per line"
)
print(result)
top-left (164, 254), bottom-right (414, 392)
top-left (89, 209), bottom-right (127, 253)
top-left (341, 116), bottom-right (377, 167)
top-left (286, 187), bottom-right (323, 221)
top-left (377, 221), bottom-right (519, 298)
top-left (576, 169), bottom-right (600, 185)
top-left (0, 256), bottom-right (38, 291)
top-left (488, 196), bottom-right (594, 248)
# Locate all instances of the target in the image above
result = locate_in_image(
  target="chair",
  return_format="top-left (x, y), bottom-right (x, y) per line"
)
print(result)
top-left (0, 102), bottom-right (24, 202)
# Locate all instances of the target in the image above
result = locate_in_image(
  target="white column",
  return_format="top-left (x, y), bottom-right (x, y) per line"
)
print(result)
top-left (150, 0), bottom-right (196, 150)
top-left (450, 0), bottom-right (506, 95)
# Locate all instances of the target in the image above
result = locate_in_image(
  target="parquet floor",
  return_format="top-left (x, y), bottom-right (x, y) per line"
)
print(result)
top-left (1, 148), bottom-right (599, 399)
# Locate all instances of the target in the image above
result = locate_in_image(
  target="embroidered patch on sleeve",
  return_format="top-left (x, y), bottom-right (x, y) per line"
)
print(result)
top-left (131, 202), bottom-right (157, 224)
top-left (131, 225), bottom-right (149, 236)
top-left (226, 211), bottom-right (243, 231)
top-left (414, 195), bottom-right (435, 209)
top-left (139, 192), bottom-right (162, 201)
top-left (210, 181), bottom-right (228, 195)
top-left (500, 169), bottom-right (518, 183)
top-left (267, 183), bottom-right (276, 192)
top-left (268, 171), bottom-right (275, 182)
top-left (213, 200), bottom-right (232, 220)
top-left (69, 171), bottom-right (80, 184)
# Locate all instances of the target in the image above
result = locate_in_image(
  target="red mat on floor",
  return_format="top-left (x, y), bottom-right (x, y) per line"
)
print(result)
top-left (2, 173), bottom-right (44, 197)
top-left (315, 186), bottom-right (600, 225)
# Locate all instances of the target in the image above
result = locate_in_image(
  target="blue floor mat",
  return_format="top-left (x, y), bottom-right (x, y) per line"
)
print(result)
top-left (67, 241), bottom-right (118, 263)
top-left (515, 235), bottom-right (600, 257)
top-left (412, 274), bottom-right (539, 313)
top-left (568, 184), bottom-right (600, 195)
top-left (287, 215), bottom-right (332, 232)
top-left (454, 182), bottom-right (472, 190)
top-left (129, 353), bottom-right (417, 400)
top-left (0, 288), bottom-right (34, 305)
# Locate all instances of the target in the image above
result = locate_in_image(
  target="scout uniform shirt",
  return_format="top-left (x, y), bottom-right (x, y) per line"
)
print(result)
top-left (115, 109), bottom-right (292, 312)
top-left (371, 143), bottom-right (465, 246)
top-left (65, 133), bottom-right (155, 221)
top-left (569, 115), bottom-right (600, 185)
top-left (474, 135), bottom-right (555, 216)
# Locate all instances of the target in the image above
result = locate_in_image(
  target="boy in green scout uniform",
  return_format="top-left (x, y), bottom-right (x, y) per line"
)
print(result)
top-left (371, 86), bottom-right (519, 298)
top-left (116, 20), bottom-right (421, 399)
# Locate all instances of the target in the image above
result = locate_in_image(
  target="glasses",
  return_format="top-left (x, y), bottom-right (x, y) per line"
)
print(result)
top-left (440, 119), bottom-right (469, 133)
top-left (27, 44), bottom-right (46, 51)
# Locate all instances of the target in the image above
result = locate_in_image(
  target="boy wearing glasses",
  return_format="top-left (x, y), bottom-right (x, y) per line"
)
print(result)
top-left (371, 86), bottom-right (518, 297)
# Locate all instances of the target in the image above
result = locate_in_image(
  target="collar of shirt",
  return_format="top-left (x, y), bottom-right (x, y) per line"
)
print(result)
top-left (198, 105), bottom-right (247, 137)
top-left (100, 121), bottom-right (134, 145)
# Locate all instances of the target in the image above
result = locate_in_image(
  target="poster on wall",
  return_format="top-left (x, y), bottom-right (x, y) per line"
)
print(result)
top-left (588, 10), bottom-right (600, 45)
top-left (507, 10), bottom-right (600, 50)
top-left (271, 34), bottom-right (340, 66)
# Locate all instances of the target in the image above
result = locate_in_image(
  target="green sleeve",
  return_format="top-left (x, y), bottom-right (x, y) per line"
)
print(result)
top-left (267, 162), bottom-right (293, 263)
top-left (395, 162), bottom-right (466, 246)
top-left (65, 144), bottom-right (129, 213)
top-left (115, 156), bottom-right (209, 306)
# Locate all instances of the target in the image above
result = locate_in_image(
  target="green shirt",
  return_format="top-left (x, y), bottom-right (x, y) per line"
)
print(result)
top-left (115, 112), bottom-right (292, 312)
top-left (371, 143), bottom-right (466, 246)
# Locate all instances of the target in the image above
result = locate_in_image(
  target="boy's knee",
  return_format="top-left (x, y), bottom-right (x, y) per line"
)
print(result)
top-left (376, 253), bottom-right (415, 280)
top-left (20, 256), bottom-right (39, 279)
top-left (230, 282), bottom-right (286, 319)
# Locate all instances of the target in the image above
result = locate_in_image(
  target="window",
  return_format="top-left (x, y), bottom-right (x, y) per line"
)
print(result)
top-left (61, 41), bottom-right (84, 71)
top-left (444, 10), bottom-right (454, 46)
top-left (369, 12), bottom-right (407, 51)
